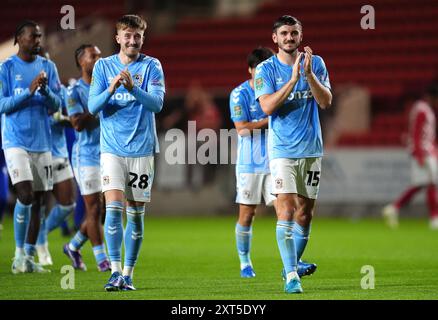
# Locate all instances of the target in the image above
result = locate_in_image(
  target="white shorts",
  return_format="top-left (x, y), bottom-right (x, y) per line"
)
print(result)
top-left (236, 172), bottom-right (275, 206)
top-left (270, 157), bottom-right (322, 199)
top-left (411, 155), bottom-right (438, 186)
top-left (52, 157), bottom-right (74, 184)
top-left (101, 153), bottom-right (154, 202)
top-left (4, 147), bottom-right (53, 191)
top-left (73, 165), bottom-right (101, 196)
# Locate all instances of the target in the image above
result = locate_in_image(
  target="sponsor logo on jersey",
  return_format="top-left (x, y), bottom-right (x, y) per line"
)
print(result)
top-left (111, 92), bottom-right (136, 102)
top-left (150, 78), bottom-right (164, 87)
top-left (287, 90), bottom-right (313, 101)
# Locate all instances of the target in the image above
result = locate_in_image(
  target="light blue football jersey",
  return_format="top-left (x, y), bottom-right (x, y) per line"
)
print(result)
top-left (50, 85), bottom-right (68, 158)
top-left (88, 54), bottom-right (165, 157)
top-left (67, 78), bottom-right (100, 167)
top-left (0, 55), bottom-right (62, 152)
top-left (229, 80), bottom-right (269, 174)
top-left (254, 54), bottom-right (330, 159)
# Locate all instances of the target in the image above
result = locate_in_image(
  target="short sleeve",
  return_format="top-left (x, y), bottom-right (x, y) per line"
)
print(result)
top-left (313, 56), bottom-right (331, 90)
top-left (254, 62), bottom-right (275, 100)
top-left (147, 59), bottom-right (165, 97)
top-left (66, 85), bottom-right (84, 116)
top-left (229, 87), bottom-right (249, 122)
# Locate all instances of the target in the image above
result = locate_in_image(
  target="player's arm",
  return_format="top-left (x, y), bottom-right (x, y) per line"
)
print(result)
top-left (67, 86), bottom-right (98, 131)
top-left (258, 53), bottom-right (303, 115)
top-left (0, 64), bottom-right (36, 114)
top-left (88, 60), bottom-right (121, 115)
top-left (234, 118), bottom-right (269, 137)
top-left (229, 89), bottom-right (268, 136)
top-left (119, 62), bottom-right (165, 113)
top-left (40, 63), bottom-right (63, 111)
top-left (303, 46), bottom-right (332, 109)
top-left (412, 111), bottom-right (426, 166)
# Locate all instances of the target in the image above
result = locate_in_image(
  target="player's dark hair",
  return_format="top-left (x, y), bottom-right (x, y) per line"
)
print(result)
top-left (14, 20), bottom-right (38, 45)
top-left (74, 44), bottom-right (94, 68)
top-left (116, 14), bottom-right (147, 32)
top-left (272, 15), bottom-right (302, 33)
top-left (247, 47), bottom-right (275, 69)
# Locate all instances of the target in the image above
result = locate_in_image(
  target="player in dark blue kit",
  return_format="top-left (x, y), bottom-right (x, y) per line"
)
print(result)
top-left (0, 21), bottom-right (62, 273)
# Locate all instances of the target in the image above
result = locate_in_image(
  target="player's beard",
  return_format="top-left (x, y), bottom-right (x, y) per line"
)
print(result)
top-left (280, 40), bottom-right (300, 55)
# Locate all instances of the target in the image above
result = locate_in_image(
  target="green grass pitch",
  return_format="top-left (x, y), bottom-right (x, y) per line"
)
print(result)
top-left (0, 215), bottom-right (437, 300)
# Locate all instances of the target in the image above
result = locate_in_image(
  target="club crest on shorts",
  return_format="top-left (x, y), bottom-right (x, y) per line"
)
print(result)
top-left (243, 190), bottom-right (251, 199)
top-left (103, 175), bottom-right (110, 185)
top-left (275, 178), bottom-right (283, 189)
top-left (12, 169), bottom-right (19, 179)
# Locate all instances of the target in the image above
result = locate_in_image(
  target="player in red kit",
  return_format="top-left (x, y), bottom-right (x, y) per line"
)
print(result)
top-left (382, 83), bottom-right (438, 229)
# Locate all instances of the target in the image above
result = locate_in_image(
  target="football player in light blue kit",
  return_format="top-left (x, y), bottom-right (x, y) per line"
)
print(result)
top-left (36, 84), bottom-right (76, 266)
top-left (64, 44), bottom-right (110, 272)
top-left (0, 20), bottom-right (62, 273)
top-left (89, 15), bottom-right (165, 291)
top-left (255, 16), bottom-right (332, 293)
top-left (230, 47), bottom-right (275, 278)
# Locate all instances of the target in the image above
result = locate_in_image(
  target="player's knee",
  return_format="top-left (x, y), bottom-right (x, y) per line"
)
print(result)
top-left (16, 190), bottom-right (33, 206)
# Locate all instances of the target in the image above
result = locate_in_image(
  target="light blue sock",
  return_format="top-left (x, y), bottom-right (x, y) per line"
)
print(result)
top-left (46, 203), bottom-right (76, 232)
top-left (36, 206), bottom-right (47, 246)
top-left (235, 223), bottom-right (252, 268)
top-left (293, 223), bottom-right (310, 261)
top-left (24, 243), bottom-right (36, 257)
top-left (69, 231), bottom-right (88, 251)
top-left (92, 244), bottom-right (108, 265)
top-left (124, 206), bottom-right (144, 267)
top-left (276, 220), bottom-right (297, 274)
top-left (104, 201), bottom-right (124, 263)
top-left (13, 200), bottom-right (31, 249)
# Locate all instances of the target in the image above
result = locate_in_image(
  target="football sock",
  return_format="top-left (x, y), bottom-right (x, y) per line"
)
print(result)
top-left (427, 184), bottom-right (438, 218)
top-left (92, 244), bottom-right (108, 265)
top-left (394, 186), bottom-right (422, 209)
top-left (104, 201), bottom-right (124, 269)
top-left (46, 203), bottom-right (76, 232)
top-left (13, 199), bottom-right (31, 254)
top-left (235, 223), bottom-right (252, 269)
top-left (276, 220), bottom-right (297, 274)
top-left (293, 223), bottom-right (310, 261)
top-left (69, 231), bottom-right (88, 251)
top-left (24, 243), bottom-right (36, 257)
top-left (123, 205), bottom-right (144, 277)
